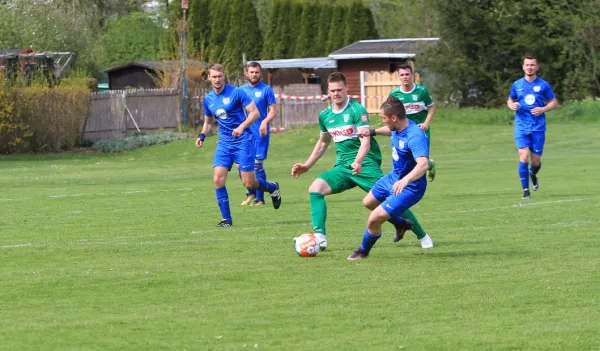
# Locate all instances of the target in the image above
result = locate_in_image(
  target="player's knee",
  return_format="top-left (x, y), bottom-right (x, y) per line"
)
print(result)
top-left (213, 176), bottom-right (226, 188)
top-left (242, 177), bottom-right (258, 190)
top-left (363, 197), bottom-right (377, 210)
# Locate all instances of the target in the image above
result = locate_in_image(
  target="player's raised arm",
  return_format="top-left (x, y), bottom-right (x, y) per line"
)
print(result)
top-left (291, 132), bottom-right (332, 178)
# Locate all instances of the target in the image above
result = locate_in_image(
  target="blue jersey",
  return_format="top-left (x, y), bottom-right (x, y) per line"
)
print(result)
top-left (390, 120), bottom-right (429, 188)
top-left (203, 84), bottom-right (253, 143)
top-left (509, 77), bottom-right (556, 133)
top-left (240, 81), bottom-right (277, 138)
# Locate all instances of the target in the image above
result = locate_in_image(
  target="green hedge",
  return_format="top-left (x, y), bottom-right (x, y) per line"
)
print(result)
top-left (92, 132), bottom-right (188, 153)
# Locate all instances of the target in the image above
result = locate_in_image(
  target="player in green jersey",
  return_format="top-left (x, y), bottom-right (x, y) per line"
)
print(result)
top-left (292, 72), bottom-right (431, 250)
top-left (389, 64), bottom-right (437, 182)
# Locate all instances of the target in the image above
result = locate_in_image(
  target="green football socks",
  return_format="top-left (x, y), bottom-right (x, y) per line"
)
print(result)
top-left (309, 192), bottom-right (327, 235)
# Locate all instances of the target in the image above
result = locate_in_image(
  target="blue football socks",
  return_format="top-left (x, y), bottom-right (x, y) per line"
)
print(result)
top-left (215, 186), bottom-right (232, 223)
top-left (360, 228), bottom-right (381, 252)
top-left (519, 162), bottom-right (529, 190)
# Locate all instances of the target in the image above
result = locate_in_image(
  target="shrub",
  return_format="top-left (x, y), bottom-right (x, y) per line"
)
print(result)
top-left (92, 132), bottom-right (188, 153)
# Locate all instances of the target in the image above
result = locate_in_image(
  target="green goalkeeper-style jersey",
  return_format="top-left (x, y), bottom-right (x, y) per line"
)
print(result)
top-left (389, 84), bottom-right (434, 124)
top-left (318, 98), bottom-right (382, 168)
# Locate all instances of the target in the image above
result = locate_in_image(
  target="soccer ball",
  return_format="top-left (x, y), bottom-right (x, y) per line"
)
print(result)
top-left (294, 233), bottom-right (320, 257)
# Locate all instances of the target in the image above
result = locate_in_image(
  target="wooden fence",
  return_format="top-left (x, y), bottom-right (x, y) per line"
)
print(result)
top-left (84, 84), bottom-right (328, 142)
top-left (360, 71), bottom-right (402, 114)
top-left (84, 89), bottom-right (179, 141)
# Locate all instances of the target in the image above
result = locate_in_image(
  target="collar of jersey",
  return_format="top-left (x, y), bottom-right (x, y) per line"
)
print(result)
top-left (399, 84), bottom-right (416, 94)
top-left (331, 97), bottom-right (350, 114)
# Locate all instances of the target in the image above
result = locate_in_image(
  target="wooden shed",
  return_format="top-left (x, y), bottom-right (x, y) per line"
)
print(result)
top-left (328, 38), bottom-right (439, 96)
top-left (104, 60), bottom-right (207, 90)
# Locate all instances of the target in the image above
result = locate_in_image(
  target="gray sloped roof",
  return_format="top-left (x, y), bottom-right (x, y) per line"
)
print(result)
top-left (250, 57), bottom-right (337, 70)
top-left (328, 38), bottom-right (439, 60)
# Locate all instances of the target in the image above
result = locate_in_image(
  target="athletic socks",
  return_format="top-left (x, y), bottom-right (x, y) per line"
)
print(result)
top-left (360, 228), bottom-right (381, 252)
top-left (309, 192), bottom-right (327, 235)
top-left (215, 186), bottom-right (232, 224)
top-left (519, 161), bottom-right (529, 191)
top-left (254, 162), bottom-right (266, 202)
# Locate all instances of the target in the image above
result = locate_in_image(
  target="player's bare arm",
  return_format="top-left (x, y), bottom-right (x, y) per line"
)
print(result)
top-left (352, 128), bottom-right (371, 175)
top-left (419, 104), bottom-right (435, 131)
top-left (195, 117), bottom-right (213, 148)
top-left (291, 132), bottom-right (332, 178)
top-left (392, 156), bottom-right (429, 195)
top-left (532, 98), bottom-right (558, 116)
top-left (507, 98), bottom-right (520, 111)
top-left (260, 103), bottom-right (278, 136)
top-left (233, 101), bottom-right (259, 137)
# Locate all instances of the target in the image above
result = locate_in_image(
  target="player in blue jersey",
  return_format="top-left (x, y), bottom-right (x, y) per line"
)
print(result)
top-left (348, 97), bottom-right (432, 260)
top-left (239, 62), bottom-right (278, 207)
top-left (196, 64), bottom-right (282, 227)
top-left (507, 56), bottom-right (558, 200)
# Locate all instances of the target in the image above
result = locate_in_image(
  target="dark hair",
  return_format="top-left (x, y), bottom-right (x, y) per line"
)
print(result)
top-left (327, 72), bottom-right (347, 85)
top-left (208, 63), bottom-right (225, 73)
top-left (397, 64), bottom-right (413, 73)
top-left (247, 61), bottom-right (262, 70)
top-left (524, 56), bottom-right (537, 63)
top-left (381, 96), bottom-right (406, 119)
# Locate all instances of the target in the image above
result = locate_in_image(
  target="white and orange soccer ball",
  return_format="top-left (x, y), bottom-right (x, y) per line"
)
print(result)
top-left (294, 233), bottom-right (320, 257)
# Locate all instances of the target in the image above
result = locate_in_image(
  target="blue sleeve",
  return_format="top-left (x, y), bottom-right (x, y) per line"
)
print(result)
top-left (509, 83), bottom-right (518, 100)
top-left (203, 98), bottom-right (213, 118)
top-left (409, 132), bottom-right (429, 159)
top-left (543, 82), bottom-right (556, 101)
top-left (236, 88), bottom-right (253, 108)
top-left (266, 87), bottom-right (277, 106)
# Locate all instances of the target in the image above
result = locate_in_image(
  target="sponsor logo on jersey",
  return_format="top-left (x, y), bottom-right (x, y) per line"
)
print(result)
top-left (223, 97), bottom-right (230, 104)
top-left (404, 103), bottom-right (425, 112)
top-left (361, 114), bottom-right (368, 122)
top-left (255, 91), bottom-right (262, 97)
top-left (329, 128), bottom-right (354, 138)
top-left (533, 86), bottom-right (541, 92)
top-left (343, 114), bottom-right (350, 123)
top-left (216, 108), bottom-right (227, 119)
top-left (525, 94), bottom-right (536, 105)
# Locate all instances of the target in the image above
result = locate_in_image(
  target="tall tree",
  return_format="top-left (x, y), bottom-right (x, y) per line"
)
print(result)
top-left (222, 0), bottom-right (263, 72)
top-left (294, 3), bottom-right (320, 58)
top-left (207, 0), bottom-right (232, 63)
top-left (314, 4), bottom-right (333, 56)
top-left (262, 0), bottom-right (281, 59)
top-left (188, 0), bottom-right (211, 58)
top-left (326, 5), bottom-right (348, 53)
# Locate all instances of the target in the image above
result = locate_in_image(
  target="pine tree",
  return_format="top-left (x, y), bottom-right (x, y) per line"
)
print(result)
top-left (222, 0), bottom-right (263, 73)
top-left (272, 0), bottom-right (291, 59)
top-left (188, 0), bottom-right (211, 58)
top-left (343, 1), bottom-right (362, 46)
top-left (362, 4), bottom-right (379, 40)
top-left (207, 0), bottom-right (232, 63)
top-left (327, 5), bottom-right (348, 53)
top-left (314, 4), bottom-right (333, 56)
top-left (293, 2), bottom-right (319, 58)
top-left (262, 0), bottom-right (281, 59)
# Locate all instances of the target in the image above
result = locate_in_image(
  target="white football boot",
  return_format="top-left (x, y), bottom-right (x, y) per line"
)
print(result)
top-left (419, 234), bottom-right (434, 249)
top-left (314, 233), bottom-right (328, 251)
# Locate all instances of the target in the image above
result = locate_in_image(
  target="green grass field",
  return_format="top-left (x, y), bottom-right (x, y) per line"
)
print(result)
top-left (1, 114), bottom-right (600, 350)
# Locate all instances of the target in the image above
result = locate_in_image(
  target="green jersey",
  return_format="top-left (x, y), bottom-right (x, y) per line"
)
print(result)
top-left (318, 98), bottom-right (382, 168)
top-left (389, 84), bottom-right (434, 124)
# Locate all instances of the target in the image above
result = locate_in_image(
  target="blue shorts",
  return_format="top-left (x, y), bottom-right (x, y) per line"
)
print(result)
top-left (370, 173), bottom-right (426, 217)
top-left (254, 135), bottom-right (270, 160)
top-left (213, 140), bottom-right (255, 172)
top-left (515, 131), bottom-right (545, 156)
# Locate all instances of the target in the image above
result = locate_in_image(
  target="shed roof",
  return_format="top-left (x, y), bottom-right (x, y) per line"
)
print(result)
top-left (328, 38), bottom-right (439, 60)
top-left (250, 57), bottom-right (337, 70)
top-left (103, 60), bottom-right (205, 73)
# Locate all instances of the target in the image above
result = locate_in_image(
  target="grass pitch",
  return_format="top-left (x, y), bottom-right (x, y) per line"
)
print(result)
top-left (1, 114), bottom-right (599, 350)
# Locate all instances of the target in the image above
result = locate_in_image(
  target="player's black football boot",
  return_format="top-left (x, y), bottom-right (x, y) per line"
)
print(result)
top-left (522, 189), bottom-right (531, 200)
top-left (392, 219), bottom-right (414, 242)
top-left (530, 171), bottom-right (539, 191)
top-left (270, 182), bottom-right (282, 209)
top-left (216, 219), bottom-right (232, 227)
top-left (347, 248), bottom-right (369, 261)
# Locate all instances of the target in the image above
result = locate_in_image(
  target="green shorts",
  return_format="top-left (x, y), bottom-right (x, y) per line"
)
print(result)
top-left (318, 164), bottom-right (384, 194)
